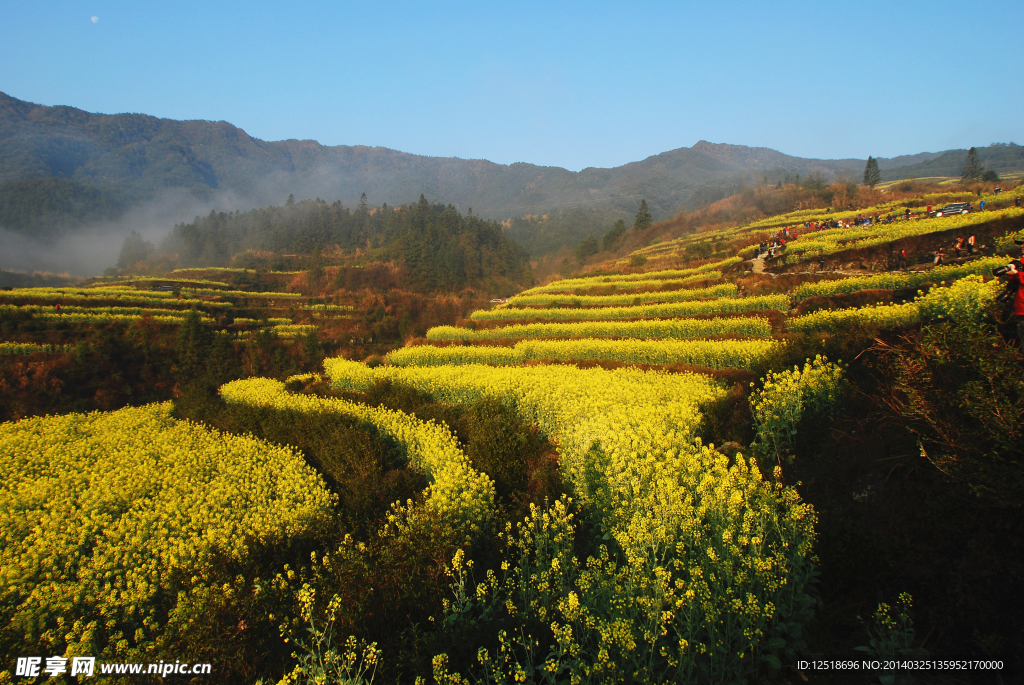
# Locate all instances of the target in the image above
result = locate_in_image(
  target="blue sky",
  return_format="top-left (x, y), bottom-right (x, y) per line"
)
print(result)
top-left (3, 0), bottom-right (1021, 171)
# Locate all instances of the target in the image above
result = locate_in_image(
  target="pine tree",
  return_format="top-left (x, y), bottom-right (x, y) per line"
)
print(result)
top-left (962, 147), bottom-right (983, 181)
top-left (116, 230), bottom-right (154, 270)
top-left (602, 219), bottom-right (627, 251)
top-left (633, 199), bottom-right (653, 231)
top-left (575, 236), bottom-right (599, 263)
top-left (863, 156), bottom-right (881, 187)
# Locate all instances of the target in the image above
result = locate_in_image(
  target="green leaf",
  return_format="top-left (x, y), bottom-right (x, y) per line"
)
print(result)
top-left (769, 637), bottom-right (786, 649)
top-left (761, 654), bottom-right (781, 670)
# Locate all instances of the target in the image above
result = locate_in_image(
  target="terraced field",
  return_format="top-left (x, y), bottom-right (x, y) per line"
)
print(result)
top-left (4, 180), bottom-right (1022, 684)
top-left (309, 202), bottom-right (1021, 679)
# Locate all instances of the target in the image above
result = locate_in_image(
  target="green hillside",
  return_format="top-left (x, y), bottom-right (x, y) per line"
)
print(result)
top-left (880, 142), bottom-right (1024, 181)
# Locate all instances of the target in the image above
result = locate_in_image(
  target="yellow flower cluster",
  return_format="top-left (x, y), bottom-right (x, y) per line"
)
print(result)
top-left (324, 358), bottom-right (817, 679)
top-left (170, 267), bottom-right (303, 276)
top-left (0, 304), bottom-right (214, 324)
top-left (470, 294), bottom-right (789, 322)
top-left (516, 272), bottom-right (723, 299)
top-left (787, 302), bottom-right (921, 333)
top-left (749, 356), bottom-right (846, 459)
top-left (5, 311), bottom-right (210, 325)
top-left (519, 257), bottom-right (741, 295)
top-left (0, 402), bottom-right (335, 660)
top-left (0, 287), bottom-right (224, 308)
top-left (172, 266), bottom-right (253, 274)
top-left (792, 257), bottom-right (1007, 300)
top-left (237, 324), bottom-right (317, 338)
top-left (127, 276), bottom-right (234, 288)
top-left (427, 316), bottom-right (773, 342)
top-left (182, 288), bottom-right (302, 298)
top-left (387, 337), bottom-right (780, 370)
top-left (300, 304), bottom-right (354, 312)
top-left (787, 275), bottom-right (1000, 333)
top-left (507, 282), bottom-right (737, 307)
top-left (219, 378), bottom-right (494, 528)
top-left (0, 341), bottom-right (73, 355)
top-left (915, 274), bottom-right (1001, 323)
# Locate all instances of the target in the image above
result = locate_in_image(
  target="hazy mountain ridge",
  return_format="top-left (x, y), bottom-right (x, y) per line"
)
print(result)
top-left (8, 91), bottom-right (1017, 221)
top-left (2, 90), bottom-right (1022, 269)
top-left (877, 144), bottom-right (1024, 181)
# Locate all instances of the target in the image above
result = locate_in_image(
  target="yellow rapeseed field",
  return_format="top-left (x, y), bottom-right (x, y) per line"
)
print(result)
top-left (0, 402), bottom-right (335, 661)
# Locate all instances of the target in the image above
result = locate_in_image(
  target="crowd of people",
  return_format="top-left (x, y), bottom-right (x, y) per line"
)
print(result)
top-left (757, 227), bottom-right (795, 259)
top-left (754, 190), bottom-right (1020, 269)
top-left (932, 234), bottom-right (984, 265)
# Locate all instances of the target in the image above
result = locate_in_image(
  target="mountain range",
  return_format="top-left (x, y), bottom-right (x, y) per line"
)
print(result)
top-left (2, 90), bottom-right (1022, 256)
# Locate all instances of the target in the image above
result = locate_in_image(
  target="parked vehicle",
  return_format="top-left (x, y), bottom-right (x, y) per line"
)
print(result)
top-left (931, 202), bottom-right (972, 217)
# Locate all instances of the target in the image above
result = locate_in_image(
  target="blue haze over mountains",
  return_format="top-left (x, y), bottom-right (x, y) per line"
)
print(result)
top-left (1, 91), bottom-right (1022, 274)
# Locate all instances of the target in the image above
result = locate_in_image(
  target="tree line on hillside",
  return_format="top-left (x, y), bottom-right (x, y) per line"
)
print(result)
top-left (864, 148), bottom-right (1001, 189)
top-left (0, 177), bottom-right (123, 234)
top-left (568, 199), bottom-right (656, 264)
top-left (121, 194), bottom-right (533, 293)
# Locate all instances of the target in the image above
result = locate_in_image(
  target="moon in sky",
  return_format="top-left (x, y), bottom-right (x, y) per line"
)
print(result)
top-left (91, 16), bottom-right (98, 23)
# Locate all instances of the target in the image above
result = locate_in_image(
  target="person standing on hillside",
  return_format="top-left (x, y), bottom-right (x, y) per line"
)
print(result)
top-left (899, 249), bottom-right (908, 269)
top-left (1004, 242), bottom-right (1024, 345)
top-left (967, 234), bottom-right (976, 255)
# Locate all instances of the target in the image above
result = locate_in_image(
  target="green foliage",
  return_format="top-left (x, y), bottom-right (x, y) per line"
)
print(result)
top-left (0, 270), bottom-right (76, 288)
top-left (981, 169), bottom-right (1000, 182)
top-left (0, 177), bottom-right (122, 234)
top-left (863, 156), bottom-right (881, 187)
top-left (602, 218), bottom-right (627, 251)
top-left (880, 143), bottom-right (1024, 182)
top-left (961, 146), bottom-right (983, 181)
top-left (163, 198), bottom-right (532, 294)
top-left (277, 588), bottom-right (382, 685)
top-left (855, 594), bottom-right (928, 685)
top-left (633, 198), bottom-right (653, 231)
top-left (574, 236), bottom-right (598, 263)
top-left (0, 318), bottom-right (182, 421)
top-left (874, 319), bottom-right (1024, 507)
top-left (506, 207), bottom-right (630, 257)
top-left (175, 309), bottom-right (214, 382)
top-left (628, 254), bottom-right (647, 267)
top-left (117, 230), bottom-right (155, 270)
top-left (685, 241), bottom-right (713, 260)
